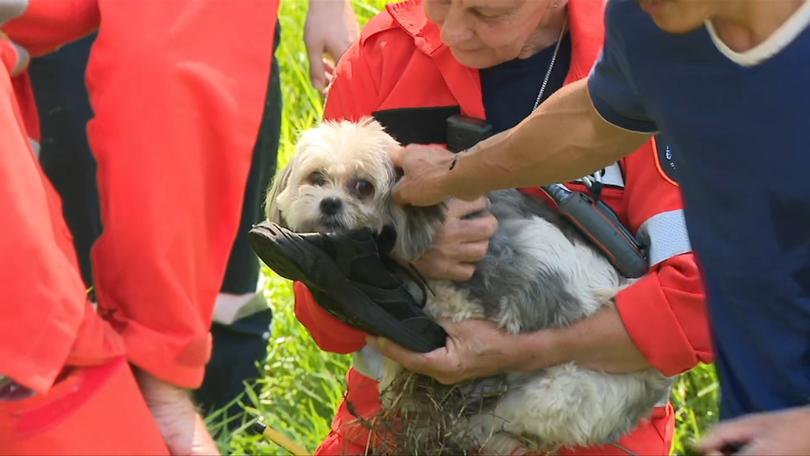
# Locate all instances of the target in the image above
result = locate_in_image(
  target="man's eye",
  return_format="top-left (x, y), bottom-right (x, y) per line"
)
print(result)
top-left (473, 10), bottom-right (512, 22)
top-left (473, 9), bottom-right (506, 21)
top-left (307, 171), bottom-right (326, 186)
top-left (350, 179), bottom-right (374, 198)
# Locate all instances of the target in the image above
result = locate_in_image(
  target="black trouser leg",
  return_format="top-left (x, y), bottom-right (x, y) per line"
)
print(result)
top-left (30, 34), bottom-right (100, 288)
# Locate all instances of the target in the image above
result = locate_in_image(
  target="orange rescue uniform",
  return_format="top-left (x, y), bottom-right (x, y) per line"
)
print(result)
top-left (1, 0), bottom-right (279, 452)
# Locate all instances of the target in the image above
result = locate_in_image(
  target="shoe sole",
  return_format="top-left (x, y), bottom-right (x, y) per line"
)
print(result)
top-left (248, 222), bottom-right (446, 353)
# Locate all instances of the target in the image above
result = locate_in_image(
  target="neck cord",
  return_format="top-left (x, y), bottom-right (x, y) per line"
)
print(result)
top-left (532, 17), bottom-right (569, 111)
top-left (529, 18), bottom-right (604, 196)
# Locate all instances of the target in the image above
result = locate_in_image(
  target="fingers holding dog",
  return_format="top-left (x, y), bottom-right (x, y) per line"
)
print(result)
top-left (413, 197), bottom-right (498, 281)
top-left (368, 319), bottom-right (519, 385)
top-left (390, 144), bottom-right (457, 207)
top-left (445, 195), bottom-right (489, 218)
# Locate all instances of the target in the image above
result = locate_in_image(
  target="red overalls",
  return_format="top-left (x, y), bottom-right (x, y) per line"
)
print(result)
top-left (1, 0), bottom-right (278, 452)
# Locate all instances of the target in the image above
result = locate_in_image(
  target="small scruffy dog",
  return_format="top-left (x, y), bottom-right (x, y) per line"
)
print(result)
top-left (265, 119), bottom-right (670, 454)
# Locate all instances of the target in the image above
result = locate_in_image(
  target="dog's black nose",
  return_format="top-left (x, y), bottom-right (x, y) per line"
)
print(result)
top-left (320, 197), bottom-right (343, 215)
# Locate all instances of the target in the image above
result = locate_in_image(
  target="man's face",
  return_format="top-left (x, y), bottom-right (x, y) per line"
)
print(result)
top-left (637, 0), bottom-right (715, 34)
top-left (424, 0), bottom-right (555, 68)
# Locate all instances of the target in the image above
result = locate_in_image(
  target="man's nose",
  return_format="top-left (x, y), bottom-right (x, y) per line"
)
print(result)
top-left (441, 8), bottom-right (473, 46)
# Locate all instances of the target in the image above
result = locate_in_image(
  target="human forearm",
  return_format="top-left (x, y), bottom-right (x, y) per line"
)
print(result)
top-left (304, 0), bottom-right (358, 90)
top-left (614, 254), bottom-right (712, 376)
top-left (136, 370), bottom-right (220, 455)
top-left (512, 305), bottom-right (651, 374)
top-left (515, 255), bottom-right (709, 375)
top-left (370, 305), bottom-right (652, 386)
top-left (445, 79), bottom-right (651, 201)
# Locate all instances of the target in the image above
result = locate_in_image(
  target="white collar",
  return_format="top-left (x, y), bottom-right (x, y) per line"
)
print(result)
top-left (705, 0), bottom-right (810, 66)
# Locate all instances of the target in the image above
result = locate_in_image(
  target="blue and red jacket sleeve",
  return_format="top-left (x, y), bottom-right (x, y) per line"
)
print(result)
top-left (614, 144), bottom-right (713, 376)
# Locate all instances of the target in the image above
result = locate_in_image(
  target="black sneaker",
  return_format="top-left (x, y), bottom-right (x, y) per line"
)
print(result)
top-left (248, 222), bottom-right (447, 353)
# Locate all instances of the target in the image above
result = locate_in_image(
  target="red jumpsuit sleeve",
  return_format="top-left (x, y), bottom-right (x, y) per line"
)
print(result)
top-left (294, 283), bottom-right (367, 354)
top-left (2, 0), bottom-right (99, 56)
top-left (84, 4), bottom-right (278, 387)
top-left (0, 65), bottom-right (122, 397)
top-left (291, 36), bottom-right (384, 354)
top-left (614, 143), bottom-right (713, 376)
top-left (0, 68), bottom-right (85, 393)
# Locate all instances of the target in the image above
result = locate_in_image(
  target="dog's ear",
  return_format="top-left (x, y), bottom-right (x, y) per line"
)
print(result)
top-left (264, 163), bottom-right (294, 225)
top-left (386, 199), bottom-right (445, 262)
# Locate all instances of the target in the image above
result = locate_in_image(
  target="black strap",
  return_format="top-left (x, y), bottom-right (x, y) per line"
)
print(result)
top-left (372, 106), bottom-right (460, 145)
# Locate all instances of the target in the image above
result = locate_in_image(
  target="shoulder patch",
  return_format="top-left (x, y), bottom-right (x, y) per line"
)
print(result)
top-left (654, 135), bottom-right (679, 185)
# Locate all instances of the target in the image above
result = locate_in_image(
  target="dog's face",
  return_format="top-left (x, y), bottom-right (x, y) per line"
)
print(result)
top-left (267, 119), bottom-right (399, 234)
top-left (265, 119), bottom-right (445, 261)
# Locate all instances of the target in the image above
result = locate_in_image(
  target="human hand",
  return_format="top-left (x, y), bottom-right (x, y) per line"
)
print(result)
top-left (390, 144), bottom-right (462, 207)
top-left (413, 197), bottom-right (498, 281)
top-left (368, 319), bottom-right (531, 384)
top-left (304, 0), bottom-right (359, 91)
top-left (137, 371), bottom-right (220, 456)
top-left (699, 405), bottom-right (810, 455)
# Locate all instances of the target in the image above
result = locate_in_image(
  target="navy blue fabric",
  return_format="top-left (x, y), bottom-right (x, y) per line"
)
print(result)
top-left (220, 41), bottom-right (282, 295)
top-left (589, 0), bottom-right (810, 418)
top-left (195, 308), bottom-right (273, 427)
top-left (30, 34), bottom-right (100, 286)
top-left (480, 33), bottom-right (571, 134)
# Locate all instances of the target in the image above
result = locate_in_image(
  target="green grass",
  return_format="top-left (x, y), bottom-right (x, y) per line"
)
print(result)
top-left (214, 1), bottom-right (720, 453)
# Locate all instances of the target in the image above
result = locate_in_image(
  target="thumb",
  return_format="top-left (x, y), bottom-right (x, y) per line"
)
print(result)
top-left (390, 147), bottom-right (408, 205)
top-left (308, 44), bottom-right (326, 91)
top-left (699, 419), bottom-right (757, 454)
top-left (389, 146), bottom-right (405, 168)
top-left (325, 39), bottom-right (352, 65)
top-left (392, 180), bottom-right (409, 206)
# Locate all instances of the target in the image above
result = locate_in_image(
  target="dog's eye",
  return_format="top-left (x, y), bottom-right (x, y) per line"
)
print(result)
top-left (307, 171), bottom-right (326, 186)
top-left (350, 179), bottom-right (374, 198)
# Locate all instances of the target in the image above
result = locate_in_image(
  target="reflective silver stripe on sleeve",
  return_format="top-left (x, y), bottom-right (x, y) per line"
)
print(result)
top-left (352, 345), bottom-right (384, 381)
top-left (0, 0), bottom-right (28, 25)
top-left (637, 209), bottom-right (692, 267)
top-left (29, 138), bottom-right (40, 158)
top-left (212, 292), bottom-right (270, 325)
